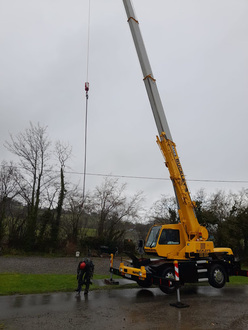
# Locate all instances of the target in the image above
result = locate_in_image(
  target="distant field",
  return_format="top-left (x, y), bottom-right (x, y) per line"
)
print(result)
top-left (84, 228), bottom-right (97, 237)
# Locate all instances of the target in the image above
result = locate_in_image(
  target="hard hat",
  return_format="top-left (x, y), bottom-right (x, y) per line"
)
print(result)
top-left (79, 262), bottom-right (86, 270)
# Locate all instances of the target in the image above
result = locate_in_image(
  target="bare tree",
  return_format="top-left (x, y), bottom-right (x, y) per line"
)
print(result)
top-left (62, 187), bottom-right (91, 245)
top-left (0, 161), bottom-right (19, 245)
top-left (91, 177), bottom-right (144, 244)
top-left (148, 195), bottom-right (178, 225)
top-left (50, 141), bottom-right (72, 250)
top-left (5, 122), bottom-right (51, 250)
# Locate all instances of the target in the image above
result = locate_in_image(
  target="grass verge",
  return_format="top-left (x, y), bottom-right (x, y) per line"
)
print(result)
top-left (0, 273), bottom-right (247, 296)
top-left (228, 276), bottom-right (248, 285)
top-left (0, 273), bottom-right (112, 296)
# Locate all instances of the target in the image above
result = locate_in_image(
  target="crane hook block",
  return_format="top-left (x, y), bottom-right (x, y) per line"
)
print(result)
top-left (85, 82), bottom-right (89, 92)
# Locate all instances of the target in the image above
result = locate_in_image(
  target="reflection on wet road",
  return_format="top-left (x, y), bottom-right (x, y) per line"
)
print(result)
top-left (1, 288), bottom-right (162, 319)
top-left (1, 286), bottom-right (248, 329)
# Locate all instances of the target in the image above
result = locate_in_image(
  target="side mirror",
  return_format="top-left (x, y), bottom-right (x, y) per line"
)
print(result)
top-left (138, 239), bottom-right (144, 255)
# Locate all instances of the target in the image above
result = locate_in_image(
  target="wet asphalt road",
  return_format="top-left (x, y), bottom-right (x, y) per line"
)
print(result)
top-left (1, 285), bottom-right (248, 330)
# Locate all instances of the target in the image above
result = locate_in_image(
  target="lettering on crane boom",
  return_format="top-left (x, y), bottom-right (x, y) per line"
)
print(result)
top-left (171, 145), bottom-right (177, 157)
top-left (175, 158), bottom-right (188, 192)
top-left (171, 145), bottom-right (186, 185)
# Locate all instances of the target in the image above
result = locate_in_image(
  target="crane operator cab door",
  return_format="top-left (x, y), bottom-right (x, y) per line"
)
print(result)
top-left (144, 224), bottom-right (187, 258)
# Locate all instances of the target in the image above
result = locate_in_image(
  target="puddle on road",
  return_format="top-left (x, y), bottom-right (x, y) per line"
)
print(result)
top-left (1, 285), bottom-right (248, 320)
top-left (0, 292), bottom-right (76, 319)
top-left (0, 288), bottom-right (166, 319)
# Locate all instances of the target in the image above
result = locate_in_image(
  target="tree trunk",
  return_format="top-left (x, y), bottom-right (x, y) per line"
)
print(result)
top-left (0, 197), bottom-right (7, 245)
top-left (51, 167), bottom-right (66, 250)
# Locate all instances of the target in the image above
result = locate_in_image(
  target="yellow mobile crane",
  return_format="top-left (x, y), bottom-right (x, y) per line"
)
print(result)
top-left (110, 0), bottom-right (248, 293)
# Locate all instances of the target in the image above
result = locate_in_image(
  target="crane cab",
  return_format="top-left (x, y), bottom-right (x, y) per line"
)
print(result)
top-left (144, 224), bottom-right (215, 260)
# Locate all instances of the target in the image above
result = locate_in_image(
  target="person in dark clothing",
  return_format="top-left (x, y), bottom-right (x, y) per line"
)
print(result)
top-left (76, 258), bottom-right (94, 295)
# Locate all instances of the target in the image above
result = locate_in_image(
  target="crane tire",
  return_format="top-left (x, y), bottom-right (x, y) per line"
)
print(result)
top-left (208, 264), bottom-right (227, 288)
top-left (159, 267), bottom-right (176, 294)
top-left (136, 278), bottom-right (152, 288)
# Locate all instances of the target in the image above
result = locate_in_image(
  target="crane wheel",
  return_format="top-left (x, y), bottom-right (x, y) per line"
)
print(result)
top-left (159, 267), bottom-right (176, 294)
top-left (136, 278), bottom-right (152, 288)
top-left (208, 264), bottom-right (227, 288)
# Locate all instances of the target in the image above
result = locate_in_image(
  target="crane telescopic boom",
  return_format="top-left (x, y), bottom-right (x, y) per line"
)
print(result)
top-left (123, 0), bottom-right (172, 140)
top-left (123, 0), bottom-right (205, 242)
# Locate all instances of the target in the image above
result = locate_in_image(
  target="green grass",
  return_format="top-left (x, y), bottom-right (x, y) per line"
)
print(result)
top-left (0, 273), bottom-right (108, 296)
top-left (0, 273), bottom-right (248, 296)
top-left (228, 276), bottom-right (248, 285)
top-left (84, 228), bottom-right (97, 237)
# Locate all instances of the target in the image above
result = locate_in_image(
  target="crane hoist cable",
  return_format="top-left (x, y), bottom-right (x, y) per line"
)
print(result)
top-left (82, 0), bottom-right (91, 202)
top-left (82, 82), bottom-right (89, 202)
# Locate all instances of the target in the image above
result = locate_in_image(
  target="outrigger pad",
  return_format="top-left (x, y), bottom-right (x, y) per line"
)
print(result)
top-left (170, 302), bottom-right (189, 308)
top-left (104, 279), bottom-right (119, 285)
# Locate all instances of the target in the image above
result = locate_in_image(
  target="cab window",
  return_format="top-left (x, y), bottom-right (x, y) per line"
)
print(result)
top-left (145, 226), bottom-right (161, 248)
top-left (158, 229), bottom-right (180, 245)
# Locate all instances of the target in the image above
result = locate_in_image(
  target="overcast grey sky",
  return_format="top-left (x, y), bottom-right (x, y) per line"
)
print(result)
top-left (1, 0), bottom-right (248, 208)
